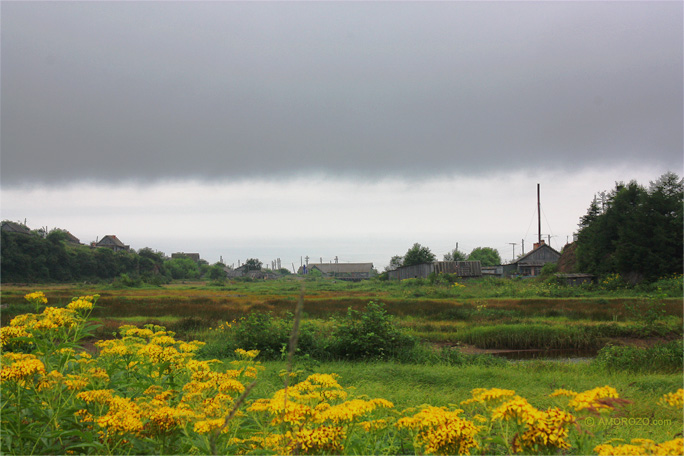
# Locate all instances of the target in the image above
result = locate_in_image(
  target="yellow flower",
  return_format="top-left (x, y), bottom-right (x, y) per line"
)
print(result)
top-left (1, 353), bottom-right (46, 383)
top-left (317, 398), bottom-right (393, 424)
top-left (24, 291), bottom-right (48, 305)
top-left (567, 386), bottom-right (619, 411)
top-left (64, 374), bottom-right (89, 391)
top-left (461, 387), bottom-right (516, 407)
top-left (77, 389), bottom-right (115, 404)
top-left (658, 389), bottom-right (683, 408)
top-left (492, 397), bottom-right (575, 453)
top-left (397, 406), bottom-right (479, 455)
top-left (36, 370), bottom-right (64, 391)
top-left (193, 418), bottom-right (226, 434)
top-left (595, 438), bottom-right (684, 456)
top-left (289, 425), bottom-right (346, 454)
top-left (0, 325), bottom-right (34, 348)
top-left (234, 348), bottom-right (260, 359)
top-left (144, 405), bottom-right (197, 434)
top-left (66, 298), bottom-right (94, 312)
top-left (95, 396), bottom-right (143, 435)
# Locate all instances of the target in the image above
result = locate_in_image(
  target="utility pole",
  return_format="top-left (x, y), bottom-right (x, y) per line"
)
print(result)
top-left (521, 239), bottom-right (525, 255)
top-left (508, 243), bottom-right (517, 262)
top-left (537, 183), bottom-right (542, 245)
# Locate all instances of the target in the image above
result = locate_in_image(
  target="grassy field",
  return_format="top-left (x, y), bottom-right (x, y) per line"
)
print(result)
top-left (2, 276), bottom-right (681, 352)
top-left (1, 279), bottom-right (682, 454)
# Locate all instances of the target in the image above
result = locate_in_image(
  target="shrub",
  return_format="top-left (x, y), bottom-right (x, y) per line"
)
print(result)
top-left (111, 273), bottom-right (142, 288)
top-left (329, 301), bottom-right (416, 360)
top-left (593, 340), bottom-right (683, 373)
top-left (231, 312), bottom-right (290, 359)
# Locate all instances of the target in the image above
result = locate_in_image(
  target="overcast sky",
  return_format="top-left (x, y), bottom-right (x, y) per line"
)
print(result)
top-left (1, 1), bottom-right (682, 270)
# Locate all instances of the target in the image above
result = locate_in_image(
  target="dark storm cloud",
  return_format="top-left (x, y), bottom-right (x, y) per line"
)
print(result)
top-left (2, 1), bottom-right (682, 187)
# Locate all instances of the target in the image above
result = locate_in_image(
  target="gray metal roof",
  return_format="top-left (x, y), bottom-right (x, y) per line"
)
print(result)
top-left (308, 263), bottom-right (374, 274)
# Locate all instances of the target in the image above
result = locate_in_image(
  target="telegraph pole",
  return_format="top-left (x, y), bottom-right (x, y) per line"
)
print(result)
top-left (508, 243), bottom-right (517, 262)
top-left (537, 183), bottom-right (542, 245)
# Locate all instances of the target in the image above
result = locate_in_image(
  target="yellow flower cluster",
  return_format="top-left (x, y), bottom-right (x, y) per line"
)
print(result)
top-left (492, 395), bottom-right (576, 453)
top-left (2, 294), bottom-right (98, 348)
top-left (1, 353), bottom-right (46, 383)
top-left (461, 387), bottom-right (516, 407)
top-left (66, 295), bottom-right (98, 312)
top-left (566, 385), bottom-right (619, 412)
top-left (397, 406), bottom-right (479, 455)
top-left (24, 291), bottom-right (48, 305)
top-left (595, 438), bottom-right (684, 456)
top-left (658, 389), bottom-right (683, 408)
top-left (95, 325), bottom-right (205, 373)
top-left (0, 325), bottom-right (33, 348)
top-left (234, 348), bottom-right (260, 359)
top-left (243, 373), bottom-right (392, 454)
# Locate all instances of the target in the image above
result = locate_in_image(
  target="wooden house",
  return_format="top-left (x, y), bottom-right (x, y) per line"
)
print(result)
top-left (1, 221), bottom-right (32, 235)
top-left (509, 241), bottom-right (560, 277)
top-left (94, 235), bottom-right (130, 252)
top-left (63, 231), bottom-right (81, 246)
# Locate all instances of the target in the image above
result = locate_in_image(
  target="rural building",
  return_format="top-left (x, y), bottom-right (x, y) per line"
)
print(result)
top-left (481, 266), bottom-right (504, 277)
top-left (63, 231), bottom-right (81, 245)
top-left (1, 221), bottom-right (32, 235)
top-left (299, 263), bottom-right (375, 281)
top-left (226, 264), bottom-right (277, 280)
top-left (94, 235), bottom-right (130, 252)
top-left (172, 252), bottom-right (201, 262)
top-left (387, 261), bottom-right (482, 281)
top-left (557, 273), bottom-right (595, 286)
top-left (508, 241), bottom-right (561, 277)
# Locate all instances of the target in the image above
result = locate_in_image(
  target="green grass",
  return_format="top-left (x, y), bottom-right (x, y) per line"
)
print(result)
top-left (244, 358), bottom-right (683, 447)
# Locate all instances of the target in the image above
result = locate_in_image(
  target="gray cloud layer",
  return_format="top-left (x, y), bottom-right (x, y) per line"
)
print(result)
top-left (2, 1), bottom-right (682, 187)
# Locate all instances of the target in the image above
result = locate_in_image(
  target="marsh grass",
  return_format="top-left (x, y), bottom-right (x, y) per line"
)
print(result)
top-left (593, 340), bottom-right (684, 373)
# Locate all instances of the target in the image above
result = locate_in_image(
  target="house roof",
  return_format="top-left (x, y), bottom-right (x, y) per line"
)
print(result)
top-left (64, 231), bottom-right (80, 244)
top-left (1, 221), bottom-right (32, 235)
top-left (514, 243), bottom-right (561, 265)
top-left (97, 235), bottom-right (126, 247)
top-left (308, 263), bottom-right (374, 274)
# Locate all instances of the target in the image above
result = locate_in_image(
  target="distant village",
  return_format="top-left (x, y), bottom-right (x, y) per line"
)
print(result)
top-left (2, 220), bottom-right (585, 284)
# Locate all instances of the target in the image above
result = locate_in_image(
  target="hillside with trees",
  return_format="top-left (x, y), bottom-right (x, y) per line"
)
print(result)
top-left (575, 172), bottom-right (683, 282)
top-left (0, 227), bottom-right (227, 284)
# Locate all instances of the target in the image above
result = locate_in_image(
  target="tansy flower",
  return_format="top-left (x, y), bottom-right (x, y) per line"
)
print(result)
top-left (595, 438), bottom-right (683, 456)
top-left (658, 389), bottom-right (683, 409)
top-left (1, 353), bottom-right (46, 383)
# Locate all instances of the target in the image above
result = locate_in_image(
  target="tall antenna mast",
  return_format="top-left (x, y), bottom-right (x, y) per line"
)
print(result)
top-left (537, 183), bottom-right (541, 245)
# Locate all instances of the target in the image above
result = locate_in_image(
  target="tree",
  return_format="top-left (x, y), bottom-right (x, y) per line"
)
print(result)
top-left (576, 173), bottom-right (683, 281)
top-left (443, 248), bottom-right (466, 262)
top-left (208, 263), bottom-right (227, 280)
top-left (165, 257), bottom-right (200, 280)
top-left (467, 247), bottom-right (501, 267)
top-left (244, 258), bottom-right (262, 271)
top-left (402, 243), bottom-right (436, 267)
top-left (385, 255), bottom-right (404, 271)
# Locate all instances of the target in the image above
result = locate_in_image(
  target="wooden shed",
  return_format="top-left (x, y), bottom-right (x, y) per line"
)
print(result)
top-left (387, 261), bottom-right (482, 281)
top-left (301, 263), bottom-right (375, 281)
